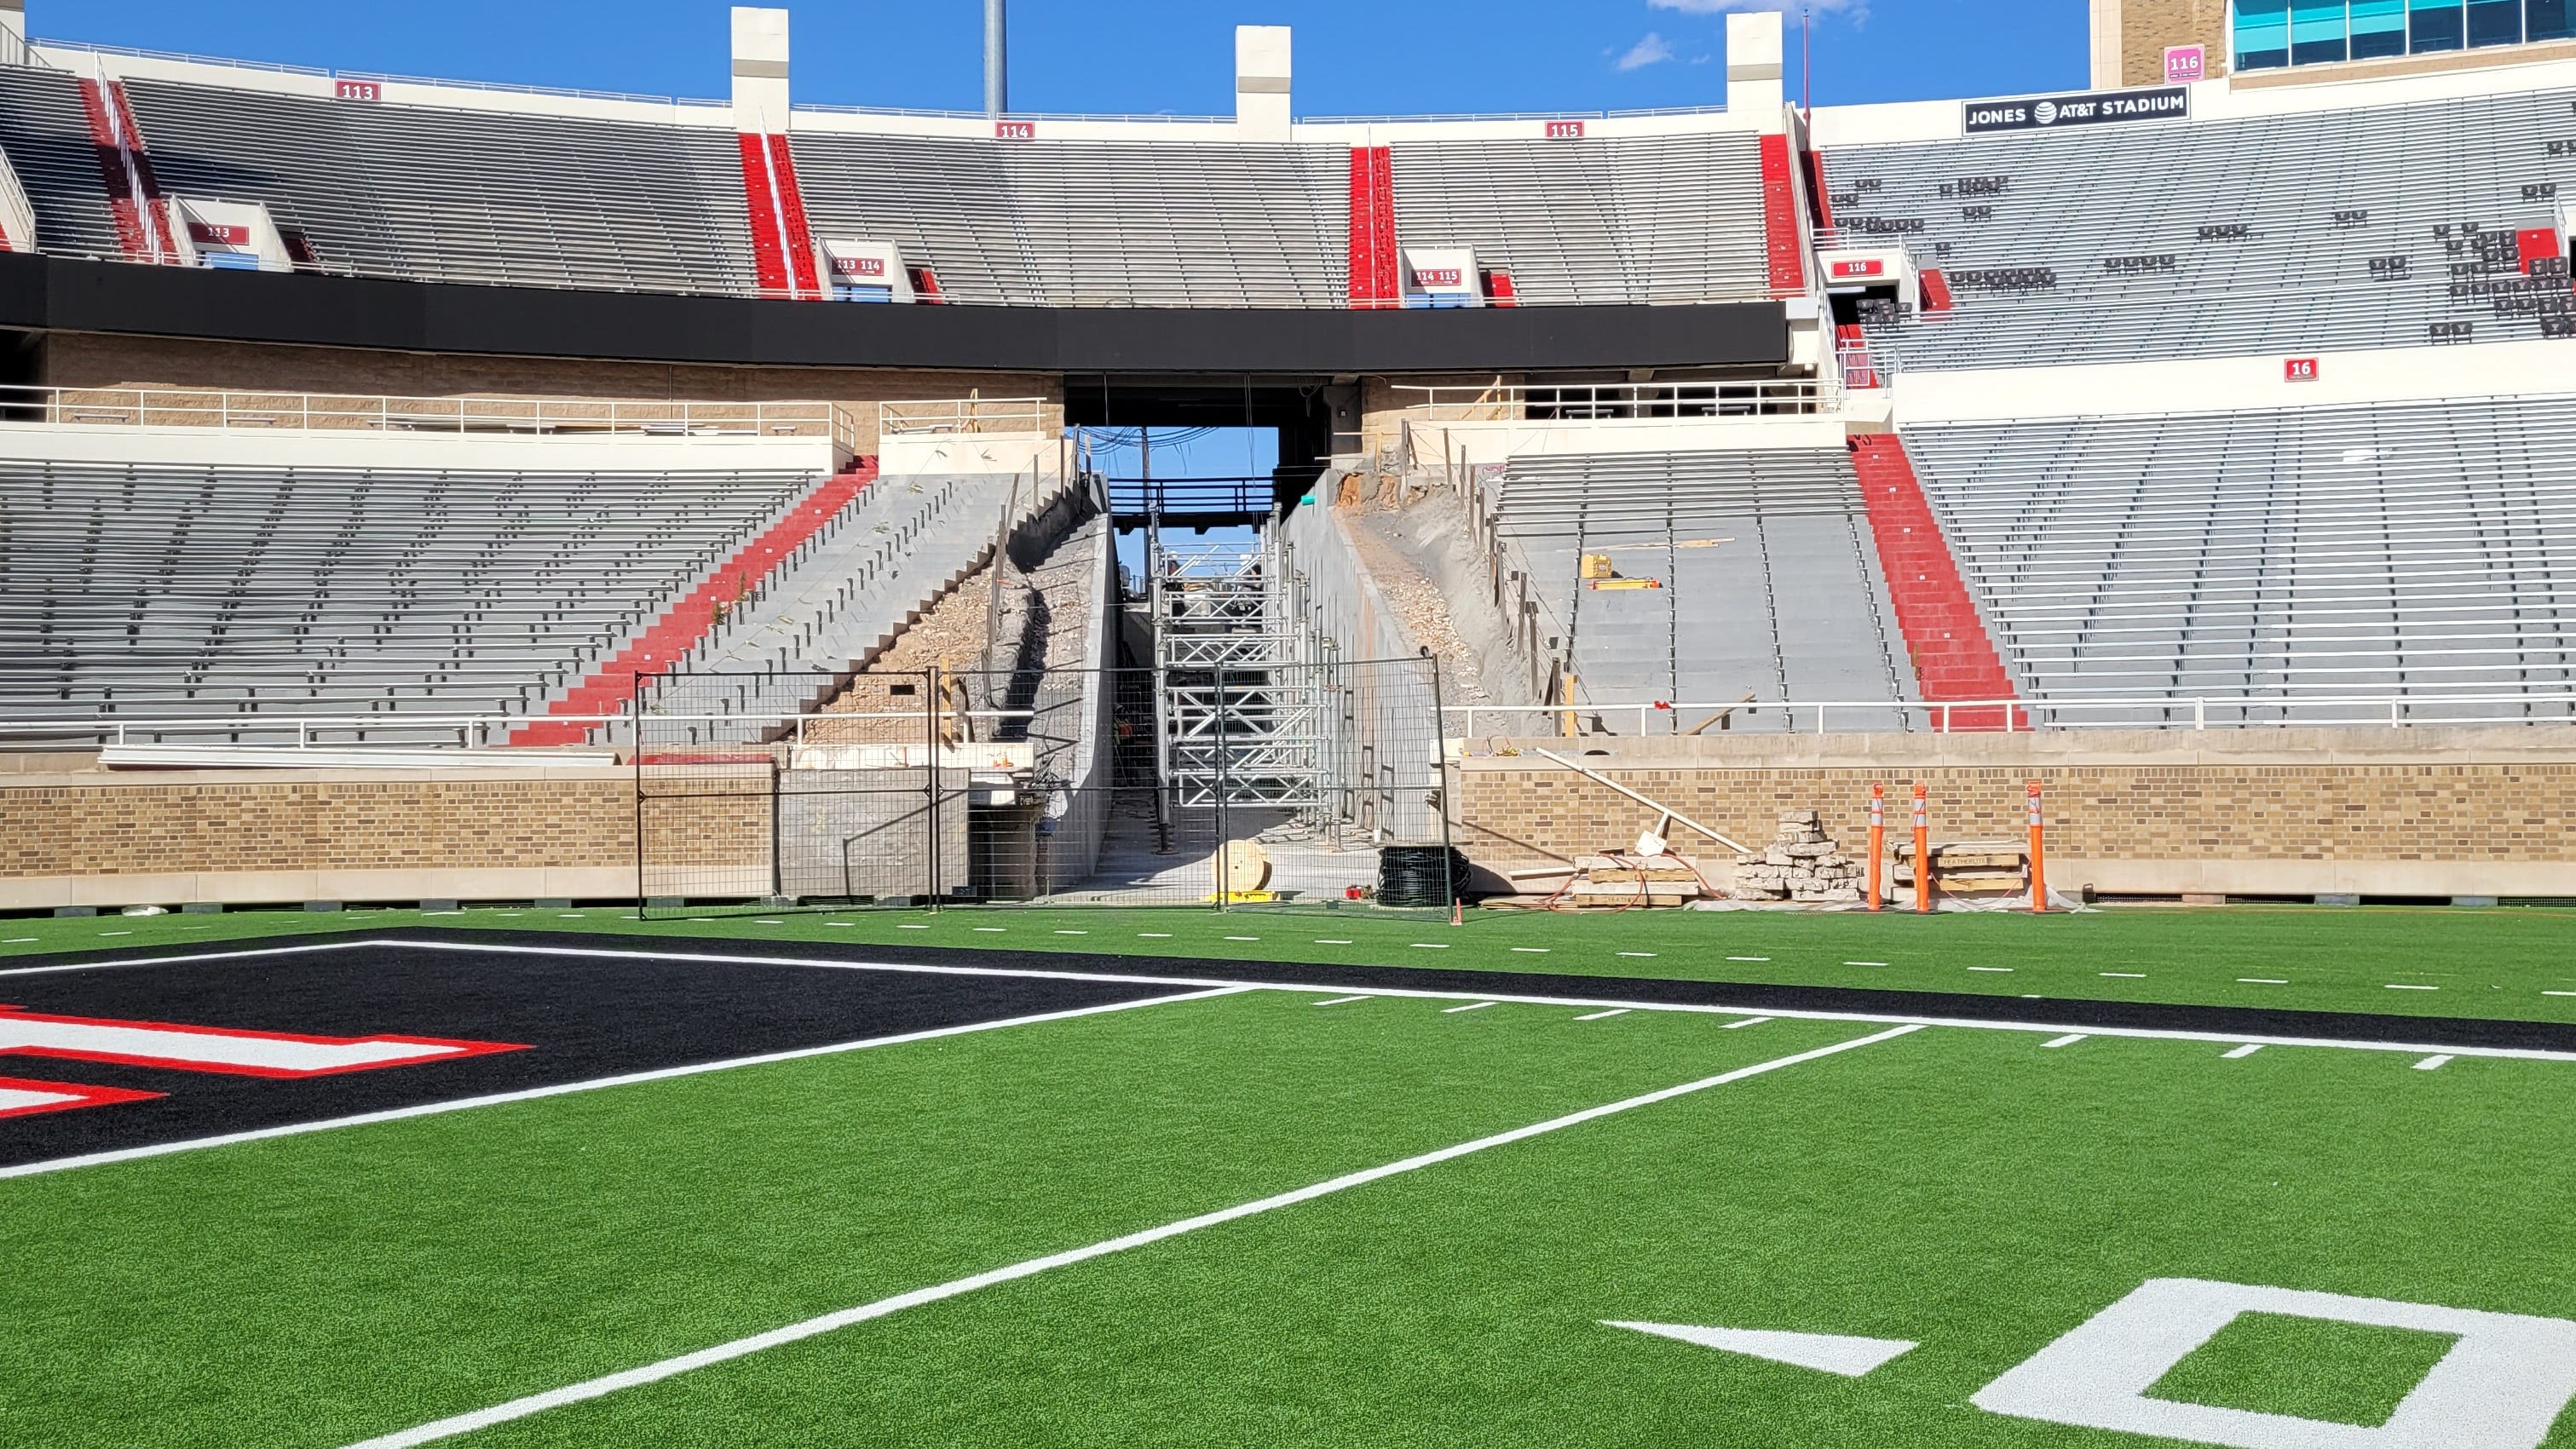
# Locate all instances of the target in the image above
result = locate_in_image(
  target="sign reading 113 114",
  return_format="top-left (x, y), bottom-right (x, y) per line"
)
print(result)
top-left (1963, 86), bottom-right (2187, 135)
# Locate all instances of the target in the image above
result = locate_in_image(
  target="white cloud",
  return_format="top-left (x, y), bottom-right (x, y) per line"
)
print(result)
top-left (1616, 32), bottom-right (1677, 70)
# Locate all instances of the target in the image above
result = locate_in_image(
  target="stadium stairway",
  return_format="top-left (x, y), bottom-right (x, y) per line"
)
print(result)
top-left (510, 461), bottom-right (877, 745)
top-left (625, 469), bottom-right (1070, 744)
top-left (738, 131), bottom-right (821, 298)
top-left (78, 77), bottom-right (176, 262)
top-left (1849, 434), bottom-right (2023, 729)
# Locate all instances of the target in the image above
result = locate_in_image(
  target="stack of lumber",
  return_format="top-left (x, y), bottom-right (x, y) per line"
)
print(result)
top-left (1561, 854), bottom-right (1709, 907)
top-left (1893, 839), bottom-right (2030, 902)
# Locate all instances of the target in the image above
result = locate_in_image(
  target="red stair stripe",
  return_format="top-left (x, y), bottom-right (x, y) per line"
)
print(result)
top-left (738, 132), bottom-right (817, 297)
top-left (79, 79), bottom-right (176, 263)
top-left (1850, 434), bottom-right (2024, 732)
top-left (1757, 134), bottom-right (1807, 295)
top-left (507, 461), bottom-right (877, 746)
top-left (1346, 146), bottom-right (1401, 309)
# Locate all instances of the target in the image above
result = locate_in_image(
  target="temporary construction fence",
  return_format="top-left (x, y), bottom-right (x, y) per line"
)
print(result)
top-left (632, 658), bottom-right (1453, 914)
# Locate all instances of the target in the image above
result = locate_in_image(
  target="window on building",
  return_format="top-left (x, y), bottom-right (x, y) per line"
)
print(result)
top-left (2233, 0), bottom-right (2573, 66)
top-left (2410, 0), bottom-right (2468, 49)
top-left (2237, 0), bottom-right (2295, 66)
top-left (2291, 0), bottom-right (2353, 60)
top-left (2468, 0), bottom-right (2527, 42)
top-left (2351, 0), bottom-right (2412, 53)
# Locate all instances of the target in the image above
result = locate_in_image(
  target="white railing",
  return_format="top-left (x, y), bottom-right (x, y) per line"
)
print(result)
top-left (1444, 693), bottom-right (2576, 738)
top-left (879, 398), bottom-right (1052, 437)
top-left (0, 708), bottom-right (1039, 754)
top-left (0, 385), bottom-right (859, 454)
top-left (9, 692), bottom-right (2576, 758)
top-left (1392, 377), bottom-right (1837, 423)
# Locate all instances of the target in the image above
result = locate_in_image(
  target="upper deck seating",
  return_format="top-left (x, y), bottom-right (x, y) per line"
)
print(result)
top-left (788, 133), bottom-right (1349, 308)
top-left (118, 77), bottom-right (756, 294)
top-left (1389, 133), bottom-right (1771, 305)
top-left (1829, 86), bottom-right (2576, 371)
top-left (1904, 395), bottom-right (2576, 722)
top-left (0, 67), bottom-right (127, 257)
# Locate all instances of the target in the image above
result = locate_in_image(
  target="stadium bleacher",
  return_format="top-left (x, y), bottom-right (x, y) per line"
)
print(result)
top-left (0, 459), bottom-right (828, 735)
top-left (1386, 133), bottom-right (1772, 306)
top-left (1904, 394), bottom-right (2576, 720)
top-left (1484, 448), bottom-right (1915, 727)
top-left (1828, 85), bottom-right (2576, 371)
top-left (789, 133), bottom-right (1349, 308)
top-left (604, 469), bottom-right (1032, 740)
top-left (120, 78), bottom-right (757, 295)
top-left (0, 67), bottom-right (125, 258)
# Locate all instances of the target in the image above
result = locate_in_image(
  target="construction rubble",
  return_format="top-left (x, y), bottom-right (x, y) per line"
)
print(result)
top-left (1731, 811), bottom-right (1864, 904)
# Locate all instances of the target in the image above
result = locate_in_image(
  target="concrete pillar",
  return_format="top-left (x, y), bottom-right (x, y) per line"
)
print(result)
top-left (2090, 0), bottom-right (2125, 89)
top-left (731, 7), bottom-right (791, 133)
top-left (1237, 26), bottom-right (1292, 141)
top-left (1725, 12), bottom-right (1784, 130)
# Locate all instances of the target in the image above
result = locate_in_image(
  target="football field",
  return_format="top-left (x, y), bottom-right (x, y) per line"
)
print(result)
top-left (3, 929), bottom-right (2574, 1446)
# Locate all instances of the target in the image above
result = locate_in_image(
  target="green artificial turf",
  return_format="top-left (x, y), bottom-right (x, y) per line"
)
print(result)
top-left (8, 990), bottom-right (2574, 1446)
top-left (2147, 1313), bottom-right (2459, 1427)
top-left (7, 900), bottom-right (2575, 1025)
top-left (0, 991), bottom-right (1860, 1449)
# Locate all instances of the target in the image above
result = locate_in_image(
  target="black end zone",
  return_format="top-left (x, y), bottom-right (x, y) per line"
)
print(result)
top-left (0, 941), bottom-right (1184, 1170)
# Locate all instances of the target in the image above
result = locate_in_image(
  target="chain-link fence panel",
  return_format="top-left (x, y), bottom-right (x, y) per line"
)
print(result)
top-left (634, 658), bottom-right (1455, 914)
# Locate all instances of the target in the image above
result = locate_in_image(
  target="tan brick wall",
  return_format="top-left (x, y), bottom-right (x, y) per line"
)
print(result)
top-left (1455, 728), bottom-right (2576, 897)
top-left (2118, 0), bottom-right (2227, 84)
top-left (39, 335), bottom-right (1064, 455)
top-left (0, 772), bottom-right (662, 877)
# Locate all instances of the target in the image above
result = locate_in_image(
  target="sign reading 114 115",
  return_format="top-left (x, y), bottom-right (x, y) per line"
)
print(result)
top-left (1963, 86), bottom-right (2187, 135)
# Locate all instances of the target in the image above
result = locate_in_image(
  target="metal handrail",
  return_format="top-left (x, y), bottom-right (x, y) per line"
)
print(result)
top-left (0, 385), bottom-right (859, 453)
top-left (7, 690), bottom-right (2572, 756)
top-left (878, 398), bottom-right (1052, 437)
top-left (32, 37), bottom-right (331, 78)
top-left (0, 708), bottom-right (1039, 754)
top-left (1441, 693), bottom-right (2576, 737)
top-left (1392, 377), bottom-right (1837, 421)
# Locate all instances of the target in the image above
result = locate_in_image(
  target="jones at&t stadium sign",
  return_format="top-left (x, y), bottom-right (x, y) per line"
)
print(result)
top-left (1963, 86), bottom-right (2188, 135)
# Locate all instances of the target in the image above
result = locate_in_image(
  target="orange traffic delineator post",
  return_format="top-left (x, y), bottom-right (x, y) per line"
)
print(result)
top-left (1866, 782), bottom-right (1886, 912)
top-left (1911, 782), bottom-right (1932, 915)
top-left (2027, 779), bottom-right (2047, 916)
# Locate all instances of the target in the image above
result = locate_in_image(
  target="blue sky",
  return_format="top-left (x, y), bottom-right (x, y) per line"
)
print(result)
top-left (45, 2), bottom-right (2086, 114)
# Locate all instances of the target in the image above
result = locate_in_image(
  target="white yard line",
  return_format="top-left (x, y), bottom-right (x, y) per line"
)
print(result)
top-left (1721, 1016), bottom-right (1773, 1030)
top-left (30, 940), bottom-right (2576, 1072)
top-left (2223, 1044), bottom-right (2264, 1059)
top-left (336, 1025), bottom-right (1924, 1449)
top-left (2042, 1034), bottom-right (2086, 1049)
top-left (1575, 1009), bottom-right (1630, 1021)
top-left (1311, 996), bottom-right (1371, 1007)
top-left (0, 986), bottom-right (1253, 1182)
top-left (2414, 1055), bottom-right (2454, 1071)
top-left (1442, 1002), bottom-right (1497, 1015)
